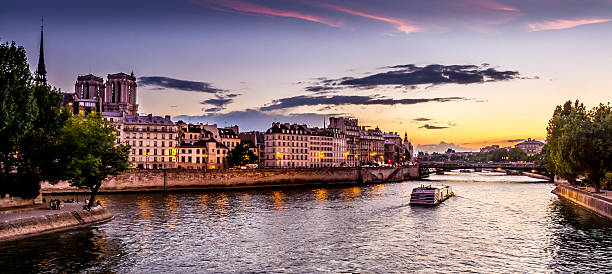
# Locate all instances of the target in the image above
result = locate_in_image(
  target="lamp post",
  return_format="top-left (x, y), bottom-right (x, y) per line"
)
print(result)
top-left (343, 151), bottom-right (349, 167)
top-left (145, 152), bottom-right (150, 169)
top-left (222, 153), bottom-right (227, 170)
top-left (203, 153), bottom-right (208, 172)
top-left (276, 151), bottom-right (283, 168)
top-left (317, 151), bottom-right (324, 168)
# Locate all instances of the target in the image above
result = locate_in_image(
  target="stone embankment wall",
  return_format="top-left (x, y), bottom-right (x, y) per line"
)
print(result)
top-left (0, 207), bottom-right (112, 242)
top-left (552, 184), bottom-right (612, 220)
top-left (42, 167), bottom-right (419, 193)
top-left (0, 195), bottom-right (43, 209)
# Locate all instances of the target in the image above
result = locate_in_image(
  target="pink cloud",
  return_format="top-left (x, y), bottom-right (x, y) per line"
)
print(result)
top-left (190, 0), bottom-right (343, 28)
top-left (464, 0), bottom-right (519, 12)
top-left (527, 18), bottom-right (611, 31)
top-left (314, 3), bottom-right (420, 35)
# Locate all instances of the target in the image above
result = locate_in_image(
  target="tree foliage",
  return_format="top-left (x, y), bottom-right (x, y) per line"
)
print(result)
top-left (226, 143), bottom-right (258, 168)
top-left (59, 113), bottom-right (131, 206)
top-left (0, 42), bottom-right (69, 198)
top-left (545, 100), bottom-right (612, 190)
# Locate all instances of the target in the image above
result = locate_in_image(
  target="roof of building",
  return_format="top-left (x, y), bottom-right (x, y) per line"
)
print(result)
top-left (124, 114), bottom-right (174, 125)
top-left (107, 72), bottom-right (136, 81)
top-left (77, 74), bottom-right (103, 82)
top-left (266, 122), bottom-right (309, 134)
top-left (309, 128), bottom-right (333, 136)
top-left (219, 128), bottom-right (238, 138)
top-left (516, 138), bottom-right (545, 146)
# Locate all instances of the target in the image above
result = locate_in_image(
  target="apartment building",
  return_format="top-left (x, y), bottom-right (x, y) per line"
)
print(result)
top-left (264, 123), bottom-right (310, 168)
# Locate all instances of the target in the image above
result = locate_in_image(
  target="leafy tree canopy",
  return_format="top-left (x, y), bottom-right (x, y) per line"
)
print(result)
top-left (0, 41), bottom-right (69, 198)
top-left (545, 100), bottom-right (612, 190)
top-left (226, 143), bottom-right (258, 168)
top-left (59, 113), bottom-right (131, 206)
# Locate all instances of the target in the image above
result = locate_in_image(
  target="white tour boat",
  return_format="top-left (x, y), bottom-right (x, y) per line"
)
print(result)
top-left (409, 185), bottom-right (454, 205)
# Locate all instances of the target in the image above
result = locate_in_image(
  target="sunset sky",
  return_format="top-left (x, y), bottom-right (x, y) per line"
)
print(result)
top-left (2, 0), bottom-right (611, 152)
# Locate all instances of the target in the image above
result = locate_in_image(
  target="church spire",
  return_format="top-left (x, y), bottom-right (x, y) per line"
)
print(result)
top-left (35, 18), bottom-right (47, 85)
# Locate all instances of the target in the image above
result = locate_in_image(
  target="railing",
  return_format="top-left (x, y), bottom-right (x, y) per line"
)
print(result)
top-left (419, 161), bottom-right (545, 170)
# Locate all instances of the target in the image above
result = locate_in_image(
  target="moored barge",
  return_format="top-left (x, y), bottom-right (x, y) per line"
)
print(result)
top-left (409, 185), bottom-right (454, 205)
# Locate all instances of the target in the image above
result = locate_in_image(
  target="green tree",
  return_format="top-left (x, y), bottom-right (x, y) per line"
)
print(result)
top-left (487, 148), bottom-right (509, 162)
top-left (507, 147), bottom-right (527, 162)
top-left (226, 143), bottom-right (258, 168)
top-left (60, 113), bottom-right (131, 207)
top-left (0, 41), bottom-right (69, 198)
top-left (545, 101), bottom-right (585, 184)
top-left (545, 100), bottom-right (612, 191)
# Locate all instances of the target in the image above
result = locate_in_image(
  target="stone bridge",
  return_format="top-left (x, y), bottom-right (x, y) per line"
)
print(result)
top-left (419, 161), bottom-right (549, 177)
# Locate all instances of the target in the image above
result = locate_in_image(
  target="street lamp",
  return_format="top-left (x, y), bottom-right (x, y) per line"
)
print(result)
top-left (222, 153), bottom-right (227, 170)
top-left (203, 153), bottom-right (208, 172)
top-left (145, 152), bottom-right (150, 169)
top-left (275, 151), bottom-right (283, 168)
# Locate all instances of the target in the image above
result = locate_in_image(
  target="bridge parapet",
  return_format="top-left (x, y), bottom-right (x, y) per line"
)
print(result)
top-left (419, 161), bottom-right (545, 170)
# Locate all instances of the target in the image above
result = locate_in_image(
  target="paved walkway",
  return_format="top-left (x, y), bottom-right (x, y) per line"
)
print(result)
top-left (0, 203), bottom-right (88, 222)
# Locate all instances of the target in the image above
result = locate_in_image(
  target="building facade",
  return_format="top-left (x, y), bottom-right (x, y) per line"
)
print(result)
top-left (328, 117), bottom-right (360, 167)
top-left (515, 138), bottom-right (545, 155)
top-left (264, 123), bottom-right (310, 168)
top-left (308, 128), bottom-right (334, 168)
top-left (122, 114), bottom-right (178, 169)
top-left (359, 127), bottom-right (385, 165)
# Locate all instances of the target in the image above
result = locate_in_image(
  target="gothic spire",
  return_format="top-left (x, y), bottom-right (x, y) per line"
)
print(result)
top-left (35, 18), bottom-right (47, 84)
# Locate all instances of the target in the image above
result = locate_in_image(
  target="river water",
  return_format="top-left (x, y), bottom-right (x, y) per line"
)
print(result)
top-left (1, 172), bottom-right (611, 273)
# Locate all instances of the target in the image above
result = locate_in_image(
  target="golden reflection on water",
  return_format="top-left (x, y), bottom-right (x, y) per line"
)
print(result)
top-left (199, 194), bottom-right (208, 212)
top-left (216, 194), bottom-right (228, 215)
top-left (369, 184), bottom-right (386, 198)
top-left (313, 188), bottom-right (328, 202)
top-left (90, 230), bottom-right (107, 256)
top-left (138, 197), bottom-right (152, 222)
top-left (239, 193), bottom-right (251, 212)
top-left (342, 186), bottom-right (361, 201)
top-left (271, 191), bottom-right (285, 210)
top-left (165, 194), bottom-right (179, 218)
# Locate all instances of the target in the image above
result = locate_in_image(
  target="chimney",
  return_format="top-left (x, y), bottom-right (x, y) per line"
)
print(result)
top-left (165, 115), bottom-right (171, 121)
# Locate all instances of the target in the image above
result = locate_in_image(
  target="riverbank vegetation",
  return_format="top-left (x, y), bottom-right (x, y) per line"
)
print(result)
top-left (545, 100), bottom-right (612, 191)
top-left (0, 41), bottom-right (130, 205)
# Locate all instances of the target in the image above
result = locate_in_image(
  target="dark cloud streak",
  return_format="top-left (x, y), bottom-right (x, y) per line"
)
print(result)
top-left (306, 64), bottom-right (524, 92)
top-left (419, 124), bottom-right (449, 129)
top-left (260, 95), bottom-right (467, 111)
top-left (138, 76), bottom-right (226, 93)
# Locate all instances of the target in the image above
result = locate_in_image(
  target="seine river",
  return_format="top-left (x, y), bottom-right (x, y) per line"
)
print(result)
top-left (1, 172), bottom-right (611, 273)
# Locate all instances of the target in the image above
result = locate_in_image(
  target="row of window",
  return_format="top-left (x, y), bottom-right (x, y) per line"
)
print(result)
top-left (266, 141), bottom-right (308, 147)
top-left (266, 135), bottom-right (308, 141)
top-left (130, 141), bottom-right (175, 147)
top-left (180, 149), bottom-right (227, 154)
top-left (180, 156), bottom-right (224, 164)
top-left (126, 133), bottom-right (174, 139)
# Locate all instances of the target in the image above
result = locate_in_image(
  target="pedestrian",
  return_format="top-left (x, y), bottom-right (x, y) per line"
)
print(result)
top-left (55, 200), bottom-right (61, 210)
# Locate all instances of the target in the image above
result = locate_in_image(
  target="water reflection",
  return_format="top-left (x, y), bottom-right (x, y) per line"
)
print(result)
top-left (0, 228), bottom-right (128, 273)
top-left (4, 177), bottom-right (611, 273)
top-left (271, 190), bottom-right (285, 210)
top-left (216, 194), bottom-right (228, 215)
top-left (368, 184), bottom-right (386, 198)
top-left (313, 188), bottom-right (328, 202)
top-left (341, 186), bottom-right (361, 201)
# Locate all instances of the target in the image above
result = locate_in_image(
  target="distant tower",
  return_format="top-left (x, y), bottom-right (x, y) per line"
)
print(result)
top-left (34, 18), bottom-right (47, 85)
top-left (103, 72), bottom-right (138, 115)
